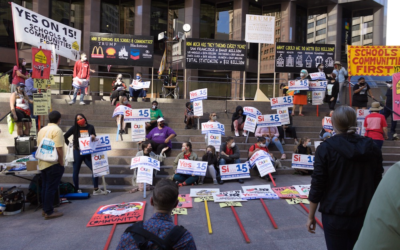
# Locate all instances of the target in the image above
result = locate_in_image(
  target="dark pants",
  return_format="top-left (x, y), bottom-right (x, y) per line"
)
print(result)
top-left (28, 95), bottom-right (38, 128)
top-left (173, 174), bottom-right (199, 185)
top-left (129, 88), bottom-right (146, 99)
top-left (148, 140), bottom-right (171, 155)
top-left (322, 213), bottom-right (365, 250)
top-left (373, 139), bottom-right (384, 149)
top-left (384, 107), bottom-right (398, 134)
top-left (185, 115), bottom-right (196, 128)
top-left (278, 126), bottom-right (297, 140)
top-left (41, 164), bottom-right (64, 215)
top-left (110, 90), bottom-right (128, 104)
top-left (327, 100), bottom-right (336, 110)
top-left (73, 149), bottom-right (98, 189)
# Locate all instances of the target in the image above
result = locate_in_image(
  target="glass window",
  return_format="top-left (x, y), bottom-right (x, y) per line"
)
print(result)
top-left (364, 33), bottom-right (373, 40)
top-left (307, 22), bottom-right (314, 29)
top-left (315, 39), bottom-right (325, 44)
top-left (150, 0), bottom-right (168, 54)
top-left (352, 36), bottom-right (360, 43)
top-left (366, 21), bottom-right (373, 28)
top-left (120, 0), bottom-right (135, 34)
top-left (316, 18), bottom-right (326, 26)
top-left (316, 28), bottom-right (326, 36)
top-left (200, 1), bottom-right (215, 39)
top-left (101, 0), bottom-right (135, 34)
top-left (50, 0), bottom-right (84, 30)
top-left (353, 24), bottom-right (360, 31)
top-left (307, 33), bottom-right (314, 39)
top-left (352, 9), bottom-right (373, 46)
top-left (216, 2), bottom-right (233, 40)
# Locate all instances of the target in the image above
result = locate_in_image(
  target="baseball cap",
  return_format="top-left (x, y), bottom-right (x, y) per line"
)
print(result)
top-left (157, 117), bottom-right (165, 122)
top-left (16, 83), bottom-right (26, 87)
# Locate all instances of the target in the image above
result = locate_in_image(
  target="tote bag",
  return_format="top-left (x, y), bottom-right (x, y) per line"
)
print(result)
top-left (35, 129), bottom-right (58, 162)
top-left (65, 143), bottom-right (74, 166)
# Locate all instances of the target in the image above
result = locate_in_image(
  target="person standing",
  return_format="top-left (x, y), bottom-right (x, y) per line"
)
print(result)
top-left (307, 106), bottom-right (383, 250)
top-left (352, 77), bottom-right (373, 110)
top-left (364, 102), bottom-right (388, 149)
top-left (63, 114), bottom-right (107, 195)
top-left (231, 106), bottom-right (247, 137)
top-left (37, 111), bottom-right (64, 219)
top-left (332, 61), bottom-right (348, 104)
top-left (9, 83), bottom-right (32, 137)
top-left (292, 69), bottom-right (309, 116)
top-left (383, 81), bottom-right (398, 140)
top-left (173, 142), bottom-right (199, 187)
top-left (219, 137), bottom-right (243, 184)
top-left (145, 118), bottom-right (176, 155)
top-left (69, 53), bottom-right (90, 105)
top-left (324, 72), bottom-right (339, 110)
top-left (11, 58), bottom-right (29, 93)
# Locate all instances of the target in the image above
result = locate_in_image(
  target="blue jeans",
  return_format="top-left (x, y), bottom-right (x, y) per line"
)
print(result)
top-left (28, 95), bottom-right (38, 127)
top-left (173, 174), bottom-right (199, 185)
top-left (73, 149), bottom-right (98, 189)
top-left (265, 136), bottom-right (285, 154)
top-left (41, 164), bottom-right (64, 215)
top-left (373, 140), bottom-right (384, 150)
top-left (129, 87), bottom-right (147, 98)
top-left (72, 87), bottom-right (86, 102)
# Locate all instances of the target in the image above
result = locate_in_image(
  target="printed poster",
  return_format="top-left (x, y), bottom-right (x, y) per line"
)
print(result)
top-left (193, 100), bottom-right (203, 117)
top-left (189, 188), bottom-right (220, 197)
top-left (293, 185), bottom-right (311, 197)
top-left (91, 151), bottom-right (110, 177)
top-left (177, 194), bottom-right (193, 208)
top-left (131, 121), bottom-right (146, 142)
top-left (241, 185), bottom-right (279, 200)
top-left (212, 190), bottom-right (247, 203)
top-left (292, 153), bottom-right (315, 170)
top-left (207, 133), bottom-right (221, 151)
top-left (245, 15), bottom-right (275, 44)
top-left (255, 158), bottom-right (276, 178)
top-left (312, 91), bottom-right (325, 105)
top-left (190, 88), bottom-right (207, 102)
top-left (130, 156), bottom-right (160, 171)
top-left (220, 162), bottom-right (251, 180)
top-left (131, 80), bottom-right (151, 90)
top-left (277, 108), bottom-right (290, 125)
top-left (33, 93), bottom-right (48, 115)
top-left (177, 159), bottom-right (207, 176)
top-left (31, 48), bottom-right (51, 79)
top-left (272, 186), bottom-right (308, 199)
top-left (137, 166), bottom-right (153, 185)
top-left (322, 116), bottom-right (333, 130)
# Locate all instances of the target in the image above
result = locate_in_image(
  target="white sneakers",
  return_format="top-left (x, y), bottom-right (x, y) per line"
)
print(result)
top-left (235, 131), bottom-right (239, 137)
top-left (93, 189), bottom-right (107, 195)
top-left (77, 189), bottom-right (82, 193)
top-left (79, 101), bottom-right (86, 105)
top-left (68, 100), bottom-right (75, 105)
top-left (242, 131), bottom-right (248, 136)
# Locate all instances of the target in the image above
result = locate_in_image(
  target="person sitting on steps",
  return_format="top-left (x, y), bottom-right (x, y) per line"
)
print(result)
top-left (248, 137), bottom-right (279, 182)
top-left (184, 102), bottom-right (198, 129)
top-left (199, 145), bottom-right (219, 185)
top-left (110, 74), bottom-right (128, 106)
top-left (294, 137), bottom-right (313, 175)
top-left (219, 137), bottom-right (243, 184)
top-left (144, 117), bottom-right (176, 156)
top-left (146, 101), bottom-right (163, 132)
top-left (231, 106), bottom-right (247, 137)
top-left (173, 142), bottom-right (199, 187)
top-left (255, 126), bottom-right (286, 160)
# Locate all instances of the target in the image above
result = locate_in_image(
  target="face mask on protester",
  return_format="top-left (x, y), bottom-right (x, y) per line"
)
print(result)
top-left (136, 76), bottom-right (141, 80)
top-left (387, 84), bottom-right (392, 88)
top-left (82, 56), bottom-right (87, 61)
top-left (22, 62), bottom-right (26, 66)
top-left (300, 73), bottom-right (305, 77)
top-left (19, 87), bottom-right (25, 92)
top-left (307, 142), bottom-right (311, 146)
top-left (230, 142), bottom-right (236, 148)
top-left (212, 116), bottom-right (217, 121)
top-left (118, 77), bottom-right (122, 80)
top-left (77, 118), bottom-right (86, 126)
top-left (123, 100), bottom-right (129, 104)
top-left (181, 146), bottom-right (187, 152)
top-left (152, 105), bottom-right (157, 109)
top-left (207, 150), bottom-right (212, 154)
top-left (259, 143), bottom-right (266, 147)
top-left (159, 122), bottom-right (165, 128)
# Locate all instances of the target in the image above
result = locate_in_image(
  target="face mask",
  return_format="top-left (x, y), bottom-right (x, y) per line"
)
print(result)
top-left (22, 62), bottom-right (26, 66)
top-left (136, 76), bottom-right (141, 80)
top-left (259, 143), bottom-right (266, 147)
top-left (146, 147), bottom-right (152, 153)
top-left (82, 56), bottom-right (87, 61)
top-left (152, 105), bottom-right (157, 109)
top-left (123, 101), bottom-right (129, 104)
top-left (307, 142), bottom-right (311, 146)
top-left (77, 119), bottom-right (86, 126)
top-left (300, 73), bottom-right (305, 77)
top-left (207, 150), bottom-right (212, 154)
top-left (19, 87), bottom-right (25, 92)
top-left (230, 142), bottom-right (236, 148)
top-left (360, 82), bottom-right (365, 85)
top-left (181, 147), bottom-right (187, 152)
top-left (387, 84), bottom-right (392, 88)
top-left (238, 111), bottom-right (242, 115)
top-left (159, 123), bottom-right (165, 128)
top-left (212, 116), bottom-right (217, 121)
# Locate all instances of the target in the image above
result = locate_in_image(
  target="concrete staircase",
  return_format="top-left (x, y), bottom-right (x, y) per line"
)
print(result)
top-left (1, 93), bottom-right (399, 193)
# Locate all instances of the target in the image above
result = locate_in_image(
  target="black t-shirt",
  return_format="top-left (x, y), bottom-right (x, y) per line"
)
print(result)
top-left (353, 83), bottom-right (370, 102)
top-left (64, 124), bottom-right (96, 149)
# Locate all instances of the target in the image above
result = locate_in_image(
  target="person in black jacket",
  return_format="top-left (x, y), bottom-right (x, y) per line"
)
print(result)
top-left (307, 106), bottom-right (383, 250)
top-left (219, 137), bottom-right (242, 184)
top-left (64, 114), bottom-right (107, 195)
top-left (352, 77), bottom-right (374, 111)
top-left (383, 81), bottom-right (398, 140)
top-left (199, 145), bottom-right (219, 185)
top-left (231, 106), bottom-right (247, 137)
top-left (323, 72), bottom-right (339, 110)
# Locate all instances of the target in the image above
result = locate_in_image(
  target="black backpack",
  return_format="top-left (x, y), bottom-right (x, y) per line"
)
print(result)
top-left (124, 221), bottom-right (187, 250)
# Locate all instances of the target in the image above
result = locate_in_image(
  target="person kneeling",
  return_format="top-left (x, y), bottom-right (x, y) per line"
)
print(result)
top-left (173, 142), bottom-right (199, 187)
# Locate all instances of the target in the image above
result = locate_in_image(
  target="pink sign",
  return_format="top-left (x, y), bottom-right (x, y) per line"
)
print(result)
top-left (393, 73), bottom-right (400, 121)
top-left (272, 186), bottom-right (308, 199)
top-left (177, 194), bottom-right (193, 208)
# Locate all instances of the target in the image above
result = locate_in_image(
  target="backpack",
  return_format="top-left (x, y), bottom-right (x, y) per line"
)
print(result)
top-left (1, 186), bottom-right (25, 214)
top-left (59, 182), bottom-right (76, 195)
top-left (124, 221), bottom-right (187, 250)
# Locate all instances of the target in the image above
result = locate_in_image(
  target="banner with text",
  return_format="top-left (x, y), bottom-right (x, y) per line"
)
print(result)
top-left (190, 88), bottom-right (207, 101)
top-left (257, 114), bottom-right (281, 127)
top-left (220, 162), bottom-right (251, 180)
top-left (201, 122), bottom-right (225, 135)
top-left (31, 48), bottom-right (51, 79)
top-left (130, 156), bottom-right (160, 171)
top-left (242, 185), bottom-right (279, 200)
top-left (288, 79), bottom-right (309, 91)
top-left (270, 96), bottom-right (293, 109)
top-left (131, 80), bottom-right (151, 90)
top-left (137, 166), bottom-right (153, 185)
top-left (79, 135), bottom-right (111, 155)
top-left (177, 159), bottom-right (207, 176)
top-left (33, 93), bottom-right (48, 115)
top-left (212, 190), bottom-right (246, 203)
top-left (292, 154), bottom-right (315, 170)
top-left (309, 80), bottom-right (327, 91)
top-left (245, 15), bottom-right (275, 44)
top-left (124, 108), bottom-right (151, 122)
top-left (91, 151), bottom-right (110, 177)
top-left (255, 158), bottom-right (276, 177)
top-left (131, 121), bottom-right (146, 142)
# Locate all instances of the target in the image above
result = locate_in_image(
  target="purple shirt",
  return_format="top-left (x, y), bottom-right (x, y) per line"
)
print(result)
top-left (146, 126), bottom-right (176, 148)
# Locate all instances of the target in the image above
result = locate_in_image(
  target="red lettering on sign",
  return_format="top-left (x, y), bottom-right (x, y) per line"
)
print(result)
top-left (294, 155), bottom-right (300, 162)
top-left (221, 166), bottom-right (228, 173)
top-left (126, 110), bottom-right (132, 116)
top-left (180, 161), bottom-right (192, 168)
top-left (81, 140), bottom-right (89, 147)
top-left (258, 116), bottom-right (264, 122)
top-left (272, 98), bottom-right (278, 104)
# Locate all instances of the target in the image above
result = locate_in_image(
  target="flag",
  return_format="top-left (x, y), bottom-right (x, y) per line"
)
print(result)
top-left (107, 65), bottom-right (112, 72)
top-left (158, 48), bottom-right (166, 79)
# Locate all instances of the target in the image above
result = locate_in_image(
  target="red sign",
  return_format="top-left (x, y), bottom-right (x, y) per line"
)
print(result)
top-left (31, 48), bottom-right (51, 79)
top-left (177, 194), bottom-right (193, 208)
top-left (87, 201), bottom-right (146, 227)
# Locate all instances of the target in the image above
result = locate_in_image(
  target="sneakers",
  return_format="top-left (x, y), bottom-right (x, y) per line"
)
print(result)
top-left (44, 211), bottom-right (64, 220)
top-left (77, 189), bottom-right (82, 193)
top-left (79, 101), bottom-right (86, 105)
top-left (42, 209), bottom-right (58, 217)
top-left (242, 131), bottom-right (248, 137)
top-left (281, 139), bottom-right (285, 145)
top-left (235, 131), bottom-right (239, 137)
top-left (213, 179), bottom-right (218, 185)
top-left (93, 189), bottom-right (107, 195)
top-left (68, 100), bottom-right (75, 105)
top-left (281, 154), bottom-right (287, 160)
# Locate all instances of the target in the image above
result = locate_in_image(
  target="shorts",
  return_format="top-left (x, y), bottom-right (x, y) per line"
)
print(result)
top-left (15, 109), bottom-right (32, 122)
top-left (293, 95), bottom-right (307, 105)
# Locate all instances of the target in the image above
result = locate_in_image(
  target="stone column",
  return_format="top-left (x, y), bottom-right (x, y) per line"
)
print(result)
top-left (373, 6), bottom-right (385, 45)
top-left (134, 0), bottom-right (152, 80)
top-left (32, 0), bottom-right (49, 16)
top-left (327, 4), bottom-right (342, 64)
top-left (279, 1), bottom-right (296, 82)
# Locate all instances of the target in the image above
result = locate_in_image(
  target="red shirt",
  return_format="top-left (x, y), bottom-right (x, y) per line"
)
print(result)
top-left (116, 103), bottom-right (132, 108)
top-left (249, 143), bottom-right (269, 153)
top-left (12, 66), bottom-right (28, 84)
top-left (225, 146), bottom-right (233, 155)
top-left (184, 153), bottom-right (191, 160)
top-left (73, 60), bottom-right (90, 80)
top-left (364, 113), bottom-right (387, 140)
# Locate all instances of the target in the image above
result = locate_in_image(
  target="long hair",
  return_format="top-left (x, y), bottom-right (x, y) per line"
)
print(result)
top-left (18, 58), bottom-right (26, 74)
top-left (205, 145), bottom-right (216, 156)
top-left (294, 137), bottom-right (309, 152)
top-left (183, 141), bottom-right (192, 152)
top-left (73, 113), bottom-right (89, 148)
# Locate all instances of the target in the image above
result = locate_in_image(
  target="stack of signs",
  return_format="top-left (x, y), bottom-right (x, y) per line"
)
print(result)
top-left (248, 149), bottom-right (272, 167)
top-left (79, 135), bottom-right (111, 155)
top-left (220, 162), bottom-right (251, 180)
top-left (356, 109), bottom-right (370, 136)
top-left (131, 121), bottom-right (146, 142)
top-left (255, 158), bottom-right (276, 177)
top-left (212, 190), bottom-right (246, 203)
top-left (193, 100), bottom-right (203, 117)
top-left (310, 72), bottom-right (326, 81)
top-left (131, 156), bottom-right (160, 186)
top-left (207, 133), bottom-right (221, 152)
top-left (201, 122), bottom-right (225, 135)
top-left (309, 80), bottom-right (327, 105)
top-left (257, 114), bottom-right (281, 128)
top-left (270, 96), bottom-right (293, 110)
top-left (272, 186), bottom-right (308, 199)
top-left (322, 116), bottom-right (333, 130)
top-left (292, 154), bottom-right (315, 170)
top-left (177, 159), bottom-right (208, 176)
top-left (243, 106), bottom-right (262, 133)
top-left (124, 109), bottom-right (151, 122)
top-left (242, 185), bottom-right (279, 200)
top-left (288, 79), bottom-right (309, 91)
top-left (91, 151), bottom-right (110, 177)
top-left (112, 105), bottom-right (131, 118)
top-left (131, 80), bottom-right (151, 90)
top-left (293, 185), bottom-right (311, 197)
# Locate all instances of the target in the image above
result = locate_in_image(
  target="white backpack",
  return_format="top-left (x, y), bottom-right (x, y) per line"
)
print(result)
top-left (35, 128), bottom-right (58, 162)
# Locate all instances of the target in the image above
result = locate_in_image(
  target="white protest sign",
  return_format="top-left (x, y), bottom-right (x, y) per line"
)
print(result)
top-left (270, 96), bottom-right (294, 109)
top-left (312, 91), bottom-right (325, 105)
top-left (322, 116), bottom-right (333, 130)
top-left (309, 72), bottom-right (326, 81)
top-left (257, 114), bottom-right (281, 127)
top-left (30, 118), bottom-right (37, 137)
top-left (314, 141), bottom-right (323, 150)
top-left (293, 185), bottom-right (311, 197)
top-left (207, 133), bottom-right (221, 150)
top-left (112, 105), bottom-right (131, 118)
top-left (309, 81), bottom-right (327, 91)
top-left (91, 151), bottom-right (110, 177)
top-left (189, 188), bottom-right (220, 197)
top-left (255, 158), bottom-right (276, 177)
top-left (193, 100), bottom-right (203, 117)
top-left (11, 3), bottom-right (81, 61)
top-left (245, 15), bottom-right (275, 44)
top-left (79, 135), bottom-right (111, 155)
top-left (220, 162), bottom-right (250, 180)
top-left (124, 108), bottom-right (151, 122)
top-left (177, 159), bottom-right (207, 176)
top-left (241, 185), bottom-right (279, 200)
top-left (131, 121), bottom-right (146, 142)
top-left (357, 109), bottom-right (370, 120)
top-left (137, 166), bottom-right (153, 185)
top-left (243, 106), bottom-right (262, 118)
top-left (292, 154), bottom-right (315, 170)
top-left (288, 79), bottom-right (309, 91)
top-left (190, 88), bottom-right (207, 101)
top-left (131, 80), bottom-right (150, 90)
top-left (130, 156), bottom-right (160, 171)
top-left (249, 150), bottom-right (271, 167)
top-left (244, 116), bottom-right (257, 133)
top-left (41, 43), bottom-right (59, 75)
top-left (277, 108), bottom-right (290, 125)
top-left (212, 190), bottom-right (247, 203)
top-left (201, 122), bottom-right (225, 135)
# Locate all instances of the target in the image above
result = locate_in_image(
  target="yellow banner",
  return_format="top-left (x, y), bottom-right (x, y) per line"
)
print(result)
top-left (348, 45), bottom-right (400, 76)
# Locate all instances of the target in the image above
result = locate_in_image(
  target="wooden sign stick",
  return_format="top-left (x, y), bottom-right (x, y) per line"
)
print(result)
top-left (204, 200), bottom-right (212, 234)
top-left (260, 199), bottom-right (278, 229)
top-left (231, 206), bottom-right (250, 243)
top-left (103, 223), bottom-right (117, 250)
top-left (299, 203), bottom-right (323, 229)
top-left (174, 214), bottom-right (178, 226)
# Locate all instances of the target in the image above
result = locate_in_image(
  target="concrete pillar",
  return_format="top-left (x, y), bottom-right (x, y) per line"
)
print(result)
top-left (32, 0), bottom-right (49, 16)
top-left (373, 6), bottom-right (385, 45)
top-left (279, 1), bottom-right (296, 82)
top-left (327, 4), bottom-right (342, 64)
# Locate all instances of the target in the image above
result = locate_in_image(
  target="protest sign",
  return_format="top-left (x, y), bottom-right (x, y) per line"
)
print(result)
top-left (30, 118), bottom-right (36, 137)
top-left (241, 185), bottom-right (279, 200)
top-left (190, 88), bottom-right (207, 101)
top-left (248, 150), bottom-right (271, 167)
top-left (272, 186), bottom-right (308, 199)
top-left (392, 73), bottom-right (400, 121)
top-left (312, 91), bottom-right (325, 105)
top-left (288, 79), bottom-right (309, 91)
top-left (131, 121), bottom-right (146, 142)
top-left (124, 108), bottom-right (151, 122)
top-left (212, 190), bottom-right (246, 203)
top-left (33, 93), bottom-right (48, 115)
top-left (255, 158), bottom-right (276, 178)
top-left (277, 108), bottom-right (290, 125)
top-left (131, 80), bottom-right (151, 90)
top-left (257, 114), bottom-right (281, 128)
top-left (245, 15), bottom-right (275, 44)
top-left (270, 96), bottom-right (293, 109)
top-left (286, 198), bottom-right (310, 205)
top-left (357, 120), bottom-right (366, 136)
top-left (194, 197), bottom-right (214, 202)
top-left (137, 166), bottom-right (153, 185)
top-left (45, 91), bottom-right (51, 111)
top-left (243, 116), bottom-right (257, 133)
top-left (309, 81), bottom-right (327, 91)
top-left (190, 188), bottom-right (220, 197)
top-left (79, 135), bottom-right (111, 155)
top-left (40, 43), bottom-right (58, 75)
top-left (177, 159), bottom-right (207, 176)
top-left (171, 208), bottom-right (187, 215)
top-left (356, 109), bottom-right (370, 120)
top-left (31, 48), bottom-right (51, 79)
top-left (310, 72), bottom-right (326, 81)
top-left (219, 202), bottom-right (242, 208)
top-left (220, 162), bottom-right (250, 180)
top-left (207, 133), bottom-right (221, 150)
top-left (33, 78), bottom-right (50, 89)
top-left (91, 151), bottom-right (110, 177)
top-left (112, 105), bottom-right (131, 118)
top-left (292, 153), bottom-right (315, 170)
top-left (322, 116), bottom-right (333, 130)
top-left (130, 156), bottom-right (160, 171)
top-left (177, 194), bottom-right (193, 208)
top-left (87, 201), bottom-right (145, 227)
top-left (193, 100), bottom-right (203, 117)
top-left (201, 122), bottom-right (225, 135)
top-left (11, 3), bottom-right (81, 61)
top-left (293, 185), bottom-right (311, 197)
top-left (243, 106), bottom-right (262, 118)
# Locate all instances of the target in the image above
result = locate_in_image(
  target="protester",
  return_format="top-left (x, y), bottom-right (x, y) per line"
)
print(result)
top-left (294, 137), bottom-right (313, 175)
top-left (64, 114), bottom-right (107, 195)
top-left (117, 179), bottom-right (196, 250)
top-left (352, 77), bottom-right (373, 110)
top-left (320, 111), bottom-right (334, 139)
top-left (219, 137), bottom-right (243, 184)
top-left (231, 106), bottom-right (247, 137)
top-left (277, 113), bottom-right (298, 145)
top-left (69, 53), bottom-right (90, 105)
top-left (307, 106), bottom-right (383, 250)
top-left (292, 69), bottom-right (309, 116)
top-left (316, 63), bottom-right (326, 76)
top-left (131, 141), bottom-right (167, 193)
top-left (37, 111), bottom-right (64, 219)
top-left (364, 102), bottom-right (388, 149)
top-left (11, 58), bottom-right (29, 93)
top-left (173, 142), bottom-right (199, 187)
top-left (184, 102), bottom-right (198, 129)
top-left (129, 72), bottom-right (147, 102)
top-left (255, 126), bottom-right (286, 160)
top-left (332, 61), bottom-right (348, 104)
top-left (24, 71), bottom-right (39, 128)
top-left (324, 72), bottom-right (339, 110)
top-left (110, 74), bottom-right (128, 106)
top-left (200, 145), bottom-right (219, 185)
top-left (145, 118), bottom-right (176, 155)
top-left (383, 81), bottom-right (398, 140)
top-left (146, 101), bottom-right (163, 131)
top-left (209, 112), bottom-right (218, 122)
top-left (353, 161), bottom-right (400, 250)
top-left (248, 137), bottom-right (277, 181)
top-left (115, 96), bottom-right (131, 135)
top-left (9, 83), bottom-right (32, 137)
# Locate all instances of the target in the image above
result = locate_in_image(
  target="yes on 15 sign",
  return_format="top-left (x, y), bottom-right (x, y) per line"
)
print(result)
top-left (257, 114), bottom-right (281, 127)
top-left (190, 88), bottom-right (207, 101)
top-left (244, 116), bottom-right (257, 133)
top-left (177, 159), bottom-right (207, 176)
top-left (292, 153), bottom-right (314, 170)
top-left (79, 135), bottom-right (111, 155)
top-left (201, 122), bottom-right (225, 135)
top-left (288, 79), bottom-right (309, 91)
top-left (130, 156), bottom-right (160, 171)
top-left (322, 116), bottom-right (333, 130)
top-left (220, 163), bottom-right (250, 180)
top-left (124, 108), bottom-right (151, 122)
top-left (309, 81), bottom-right (327, 91)
top-left (193, 100), bottom-right (203, 117)
top-left (309, 72), bottom-right (326, 81)
top-left (270, 96), bottom-right (293, 109)
top-left (255, 158), bottom-right (276, 177)
top-left (243, 106), bottom-right (262, 118)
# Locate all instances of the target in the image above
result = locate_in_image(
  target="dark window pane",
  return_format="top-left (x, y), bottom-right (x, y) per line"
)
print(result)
top-left (150, 0), bottom-right (168, 54)
top-left (101, 0), bottom-right (119, 33)
top-left (120, 0), bottom-right (135, 34)
top-left (51, 0), bottom-right (71, 26)
top-left (200, 1), bottom-right (215, 39)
